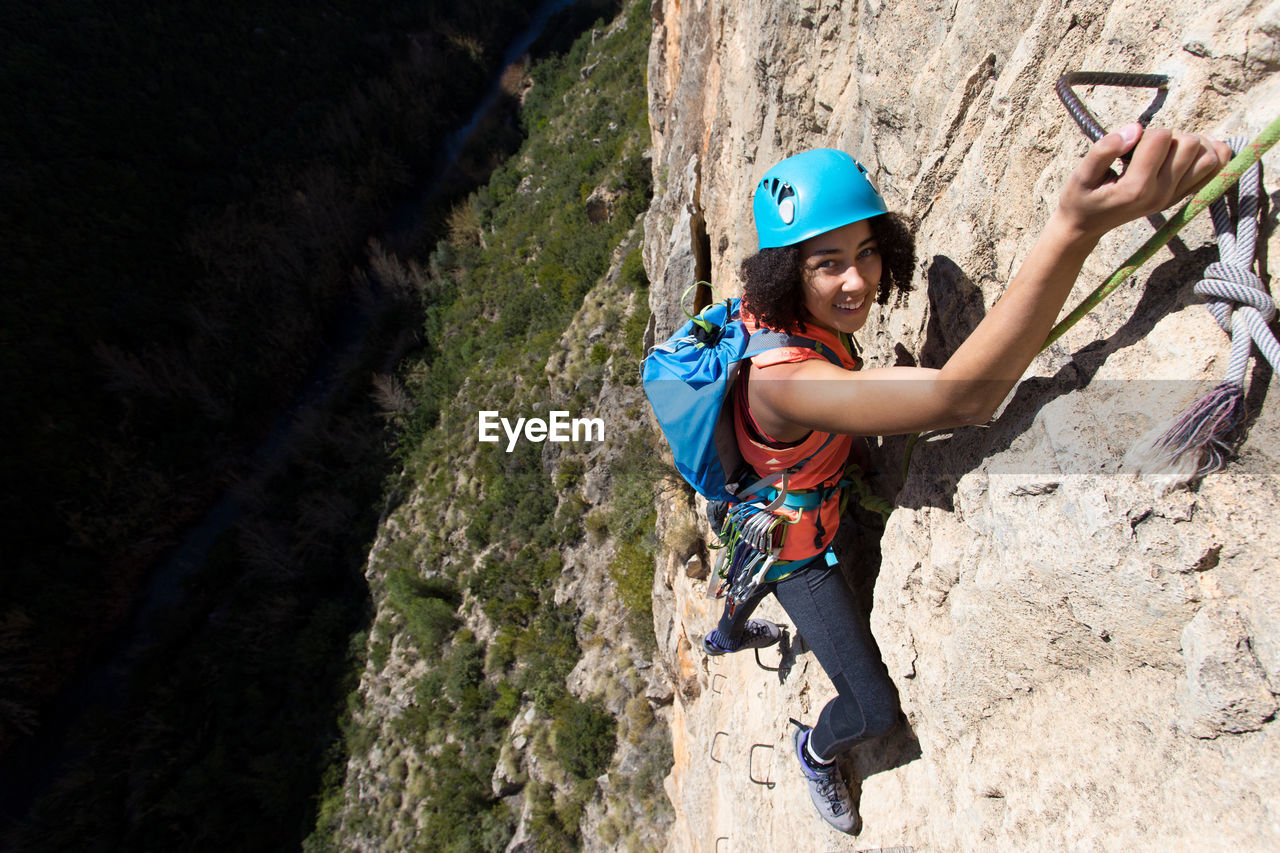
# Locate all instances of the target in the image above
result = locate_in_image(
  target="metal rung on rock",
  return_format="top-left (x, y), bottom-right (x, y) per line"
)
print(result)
top-left (747, 743), bottom-right (776, 788)
top-left (710, 730), bottom-right (727, 764)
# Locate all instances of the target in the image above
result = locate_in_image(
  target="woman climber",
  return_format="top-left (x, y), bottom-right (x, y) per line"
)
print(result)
top-left (702, 125), bottom-right (1230, 834)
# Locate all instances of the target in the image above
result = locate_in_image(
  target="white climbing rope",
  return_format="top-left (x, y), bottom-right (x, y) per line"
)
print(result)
top-left (1128, 137), bottom-right (1275, 483)
top-left (1195, 138), bottom-right (1279, 378)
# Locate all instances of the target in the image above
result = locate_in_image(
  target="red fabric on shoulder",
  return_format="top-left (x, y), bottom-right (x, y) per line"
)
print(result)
top-left (733, 309), bottom-right (860, 560)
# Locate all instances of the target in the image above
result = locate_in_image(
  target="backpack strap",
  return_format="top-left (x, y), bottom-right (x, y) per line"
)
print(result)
top-left (733, 325), bottom-right (850, 497)
top-left (741, 329), bottom-right (847, 365)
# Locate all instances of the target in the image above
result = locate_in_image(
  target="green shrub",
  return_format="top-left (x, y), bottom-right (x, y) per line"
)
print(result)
top-left (415, 743), bottom-right (506, 852)
top-left (526, 782), bottom-right (578, 850)
top-left (402, 593), bottom-right (459, 649)
top-left (368, 631), bottom-right (391, 672)
top-left (468, 552), bottom-right (541, 627)
top-left (492, 681), bottom-right (520, 724)
top-left (443, 635), bottom-right (486, 706)
top-left (466, 515), bottom-right (490, 548)
top-left (623, 694), bottom-right (653, 743)
top-left (584, 510), bottom-right (608, 541)
top-left (486, 629), bottom-right (517, 675)
top-left (553, 493), bottom-right (588, 544)
top-left (554, 457), bottom-right (585, 490)
top-left (601, 305), bottom-right (623, 334)
top-left (516, 603), bottom-right (580, 713)
top-left (609, 540), bottom-right (655, 634)
top-left (620, 298), bottom-right (651, 386)
top-left (552, 696), bottom-right (616, 779)
top-left (618, 247), bottom-right (648, 291)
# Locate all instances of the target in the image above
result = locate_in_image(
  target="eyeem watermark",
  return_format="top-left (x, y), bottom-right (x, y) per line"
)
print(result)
top-left (478, 410), bottom-right (605, 452)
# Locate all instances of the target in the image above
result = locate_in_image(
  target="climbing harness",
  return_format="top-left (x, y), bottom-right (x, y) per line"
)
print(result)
top-left (708, 469), bottom-right (880, 616)
top-left (706, 466), bottom-right (889, 617)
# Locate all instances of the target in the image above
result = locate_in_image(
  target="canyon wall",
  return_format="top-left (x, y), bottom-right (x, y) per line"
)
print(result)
top-left (642, 0), bottom-right (1280, 849)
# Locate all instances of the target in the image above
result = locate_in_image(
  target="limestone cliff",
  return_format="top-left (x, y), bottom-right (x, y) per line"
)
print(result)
top-left (643, 0), bottom-right (1280, 849)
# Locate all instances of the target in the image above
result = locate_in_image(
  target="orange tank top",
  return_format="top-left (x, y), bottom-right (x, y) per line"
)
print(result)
top-left (733, 312), bottom-right (862, 561)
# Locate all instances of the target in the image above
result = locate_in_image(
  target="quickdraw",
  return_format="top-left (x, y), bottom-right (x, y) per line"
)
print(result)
top-left (710, 498), bottom-right (790, 613)
top-left (708, 472), bottom-right (858, 614)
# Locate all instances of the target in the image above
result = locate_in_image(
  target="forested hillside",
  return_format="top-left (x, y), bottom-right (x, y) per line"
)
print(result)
top-left (2, 0), bottom-right (524, 744)
top-left (1, 0), bottom-right (629, 849)
top-left (317, 2), bottom-right (671, 849)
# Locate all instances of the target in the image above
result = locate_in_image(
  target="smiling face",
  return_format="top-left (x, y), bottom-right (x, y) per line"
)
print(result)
top-left (798, 218), bottom-right (882, 335)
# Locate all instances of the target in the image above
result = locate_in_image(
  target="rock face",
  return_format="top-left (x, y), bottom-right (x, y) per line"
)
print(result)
top-left (643, 0), bottom-right (1280, 849)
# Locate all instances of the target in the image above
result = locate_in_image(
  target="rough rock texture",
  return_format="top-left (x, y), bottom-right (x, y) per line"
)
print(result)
top-left (643, 0), bottom-right (1280, 849)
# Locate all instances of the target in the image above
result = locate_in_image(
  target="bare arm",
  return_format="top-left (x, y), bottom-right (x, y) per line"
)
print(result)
top-left (752, 124), bottom-right (1232, 439)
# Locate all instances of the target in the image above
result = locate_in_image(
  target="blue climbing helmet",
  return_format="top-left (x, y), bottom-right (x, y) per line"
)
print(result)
top-left (752, 148), bottom-right (888, 250)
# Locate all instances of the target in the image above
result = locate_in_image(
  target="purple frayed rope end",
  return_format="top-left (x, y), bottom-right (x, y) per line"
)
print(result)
top-left (1126, 381), bottom-right (1245, 488)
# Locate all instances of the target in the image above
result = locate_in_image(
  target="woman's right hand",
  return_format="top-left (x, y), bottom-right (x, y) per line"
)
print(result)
top-left (1054, 123), bottom-right (1231, 242)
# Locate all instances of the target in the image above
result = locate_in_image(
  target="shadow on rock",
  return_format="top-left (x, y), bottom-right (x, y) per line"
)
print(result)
top-left (894, 239), bottom-right (1244, 512)
top-left (853, 713), bottom-right (922, 782)
top-left (920, 254), bottom-right (986, 369)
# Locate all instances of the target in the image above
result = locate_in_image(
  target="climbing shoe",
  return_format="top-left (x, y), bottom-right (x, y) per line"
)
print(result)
top-left (701, 619), bottom-right (782, 656)
top-left (790, 719), bottom-right (860, 834)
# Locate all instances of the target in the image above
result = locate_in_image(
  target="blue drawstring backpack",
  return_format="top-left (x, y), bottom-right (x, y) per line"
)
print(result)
top-left (641, 295), bottom-right (841, 503)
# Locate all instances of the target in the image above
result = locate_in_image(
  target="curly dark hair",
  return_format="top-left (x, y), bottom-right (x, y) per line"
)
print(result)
top-left (740, 212), bottom-right (915, 334)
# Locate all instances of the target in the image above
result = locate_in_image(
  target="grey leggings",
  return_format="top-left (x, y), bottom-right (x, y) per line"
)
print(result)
top-left (716, 558), bottom-right (900, 761)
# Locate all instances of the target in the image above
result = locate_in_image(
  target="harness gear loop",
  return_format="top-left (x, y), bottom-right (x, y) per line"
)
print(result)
top-left (760, 471), bottom-right (791, 512)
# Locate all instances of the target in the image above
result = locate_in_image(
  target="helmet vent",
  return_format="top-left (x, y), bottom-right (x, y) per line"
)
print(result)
top-left (753, 149), bottom-right (886, 250)
top-left (773, 182), bottom-right (796, 224)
